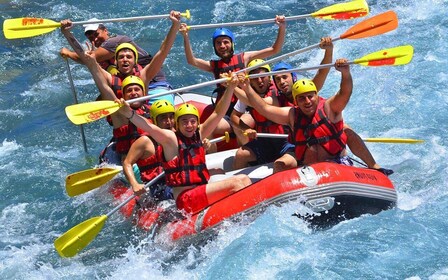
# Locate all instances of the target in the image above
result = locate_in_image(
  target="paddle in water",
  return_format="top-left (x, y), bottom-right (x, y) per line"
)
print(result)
top-left (55, 172), bottom-right (165, 258)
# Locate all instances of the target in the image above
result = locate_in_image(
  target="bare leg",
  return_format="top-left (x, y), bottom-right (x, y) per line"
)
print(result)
top-left (344, 125), bottom-right (379, 169)
top-left (273, 153), bottom-right (297, 173)
top-left (233, 146), bottom-right (257, 170)
top-left (206, 174), bottom-right (252, 204)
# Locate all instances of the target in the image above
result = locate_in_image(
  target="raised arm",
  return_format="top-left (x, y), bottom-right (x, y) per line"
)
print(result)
top-left (179, 23), bottom-right (213, 72)
top-left (60, 20), bottom-right (115, 101)
top-left (312, 36), bottom-right (334, 92)
top-left (117, 99), bottom-right (179, 161)
top-left (326, 58), bottom-right (352, 122)
top-left (200, 73), bottom-right (239, 139)
top-left (244, 76), bottom-right (291, 126)
top-left (244, 15), bottom-right (286, 62)
top-left (141, 11), bottom-right (182, 83)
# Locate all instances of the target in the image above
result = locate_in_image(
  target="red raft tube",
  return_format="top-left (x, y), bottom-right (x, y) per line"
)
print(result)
top-left (109, 159), bottom-right (396, 242)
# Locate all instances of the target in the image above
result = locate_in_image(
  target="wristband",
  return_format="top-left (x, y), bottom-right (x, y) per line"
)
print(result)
top-left (127, 110), bottom-right (135, 121)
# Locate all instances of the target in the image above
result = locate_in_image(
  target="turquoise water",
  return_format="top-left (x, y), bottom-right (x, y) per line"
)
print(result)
top-left (1, 0), bottom-right (447, 279)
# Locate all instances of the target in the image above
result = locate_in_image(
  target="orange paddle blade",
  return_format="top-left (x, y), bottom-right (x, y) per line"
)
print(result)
top-left (340, 10), bottom-right (398, 40)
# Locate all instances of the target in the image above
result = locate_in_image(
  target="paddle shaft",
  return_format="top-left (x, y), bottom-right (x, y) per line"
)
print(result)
top-left (105, 172), bottom-right (165, 218)
top-left (251, 133), bottom-right (423, 144)
top-left (236, 10), bottom-right (397, 74)
top-left (188, 0), bottom-right (368, 30)
top-left (239, 39), bottom-right (341, 75)
top-left (8, 12), bottom-right (190, 31)
top-left (65, 59), bottom-right (88, 153)
top-left (98, 11), bottom-right (398, 105)
top-left (121, 56), bottom-right (376, 105)
top-left (189, 14), bottom-right (311, 30)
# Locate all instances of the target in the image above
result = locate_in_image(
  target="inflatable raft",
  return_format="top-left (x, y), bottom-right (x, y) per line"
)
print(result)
top-left (109, 147), bottom-right (397, 243)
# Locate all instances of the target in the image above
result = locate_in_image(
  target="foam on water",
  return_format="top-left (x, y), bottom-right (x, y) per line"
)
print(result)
top-left (1, 0), bottom-right (448, 278)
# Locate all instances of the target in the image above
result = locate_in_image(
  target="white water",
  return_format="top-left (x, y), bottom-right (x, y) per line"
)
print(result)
top-left (1, 0), bottom-right (448, 278)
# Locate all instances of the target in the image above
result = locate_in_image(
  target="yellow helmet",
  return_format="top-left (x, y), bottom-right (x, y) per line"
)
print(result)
top-left (150, 99), bottom-right (175, 126)
top-left (247, 59), bottom-right (271, 73)
top-left (115, 42), bottom-right (138, 63)
top-left (292, 79), bottom-right (317, 100)
top-left (175, 103), bottom-right (200, 125)
top-left (121, 75), bottom-right (145, 94)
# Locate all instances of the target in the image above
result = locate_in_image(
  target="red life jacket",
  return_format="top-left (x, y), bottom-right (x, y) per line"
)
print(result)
top-left (247, 83), bottom-right (292, 136)
top-left (246, 83), bottom-right (288, 134)
top-left (293, 97), bottom-right (347, 161)
top-left (210, 52), bottom-right (245, 106)
top-left (99, 58), bottom-right (116, 71)
top-left (162, 131), bottom-right (210, 187)
top-left (113, 104), bottom-right (151, 154)
top-left (277, 93), bottom-right (295, 107)
top-left (105, 65), bottom-right (144, 126)
top-left (110, 64), bottom-right (143, 99)
top-left (136, 136), bottom-right (164, 182)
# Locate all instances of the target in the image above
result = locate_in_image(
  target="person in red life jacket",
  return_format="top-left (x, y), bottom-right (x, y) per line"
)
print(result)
top-left (60, 18), bottom-right (173, 98)
top-left (123, 99), bottom-right (176, 198)
top-left (116, 73), bottom-right (252, 214)
top-left (230, 59), bottom-right (296, 173)
top-left (243, 58), bottom-right (357, 166)
top-left (60, 11), bottom-right (180, 105)
top-left (272, 61), bottom-right (393, 175)
top-left (178, 16), bottom-right (286, 138)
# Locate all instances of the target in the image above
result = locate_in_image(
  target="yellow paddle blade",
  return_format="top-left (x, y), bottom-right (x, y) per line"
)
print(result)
top-left (66, 168), bottom-right (121, 197)
top-left (54, 215), bottom-right (107, 258)
top-left (65, 100), bottom-right (121, 125)
top-left (3, 18), bottom-right (60, 39)
top-left (363, 138), bottom-right (424, 144)
top-left (311, 0), bottom-right (369, 20)
top-left (354, 45), bottom-right (414, 66)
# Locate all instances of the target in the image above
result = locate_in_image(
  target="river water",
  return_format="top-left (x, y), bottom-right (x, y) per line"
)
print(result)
top-left (1, 0), bottom-right (447, 279)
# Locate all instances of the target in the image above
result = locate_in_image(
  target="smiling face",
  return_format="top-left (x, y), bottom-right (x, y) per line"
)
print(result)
top-left (214, 36), bottom-right (233, 59)
top-left (123, 84), bottom-right (144, 109)
top-left (85, 26), bottom-right (108, 48)
top-left (177, 114), bottom-right (198, 138)
top-left (294, 92), bottom-right (318, 117)
top-left (274, 73), bottom-right (294, 101)
top-left (116, 49), bottom-right (136, 75)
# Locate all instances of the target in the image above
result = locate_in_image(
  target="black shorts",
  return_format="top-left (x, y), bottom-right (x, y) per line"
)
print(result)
top-left (244, 137), bottom-right (295, 165)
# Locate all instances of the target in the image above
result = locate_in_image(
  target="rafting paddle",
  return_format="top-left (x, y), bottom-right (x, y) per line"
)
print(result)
top-left (250, 133), bottom-right (424, 144)
top-left (247, 45), bottom-right (414, 80)
top-left (240, 10), bottom-right (399, 74)
top-left (64, 10), bottom-right (398, 125)
top-left (65, 167), bottom-right (122, 197)
top-left (187, 0), bottom-right (368, 30)
top-left (65, 44), bottom-right (413, 125)
top-left (64, 132), bottom-right (230, 197)
top-left (3, 10), bottom-right (190, 39)
top-left (65, 59), bottom-right (88, 153)
top-left (55, 172), bottom-right (165, 258)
